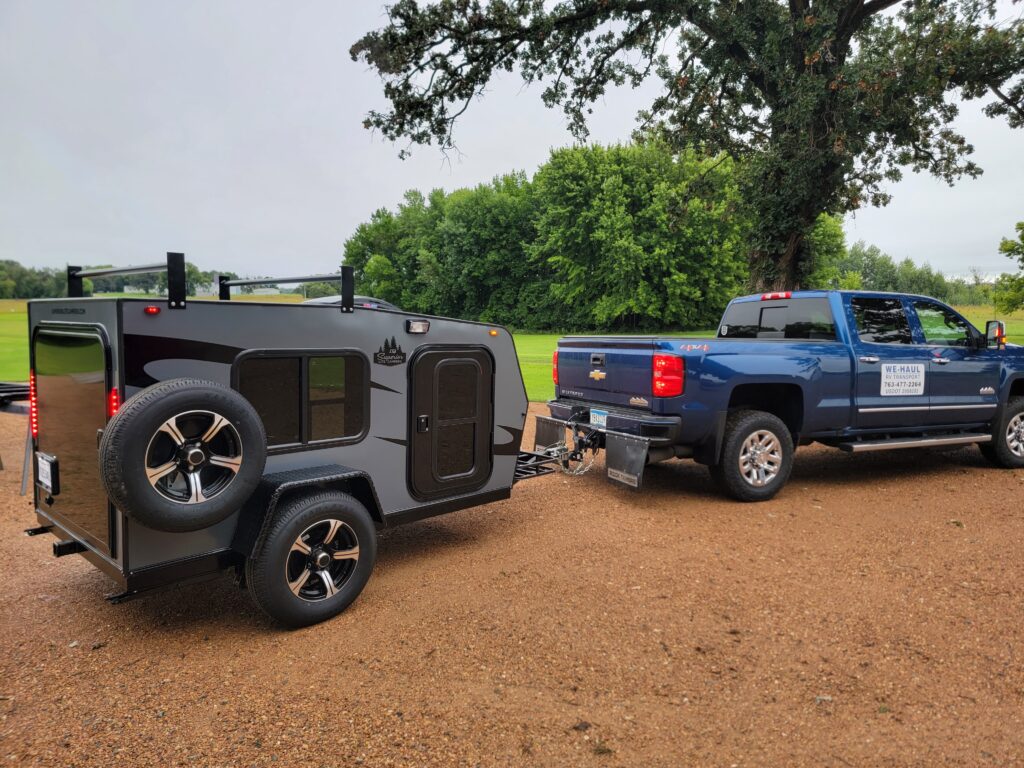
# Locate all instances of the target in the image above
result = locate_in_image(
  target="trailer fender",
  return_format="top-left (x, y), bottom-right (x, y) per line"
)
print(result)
top-left (233, 465), bottom-right (385, 560)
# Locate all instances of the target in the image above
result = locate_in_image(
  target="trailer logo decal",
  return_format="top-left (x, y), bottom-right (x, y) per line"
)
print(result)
top-left (373, 337), bottom-right (407, 366)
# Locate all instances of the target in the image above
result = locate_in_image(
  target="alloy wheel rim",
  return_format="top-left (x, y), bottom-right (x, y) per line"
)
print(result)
top-left (738, 429), bottom-right (783, 487)
top-left (144, 410), bottom-right (243, 504)
top-left (1007, 414), bottom-right (1024, 457)
top-left (285, 519), bottom-right (360, 602)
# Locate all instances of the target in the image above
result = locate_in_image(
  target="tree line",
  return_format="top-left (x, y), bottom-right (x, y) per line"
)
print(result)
top-left (343, 142), bottom-right (994, 331)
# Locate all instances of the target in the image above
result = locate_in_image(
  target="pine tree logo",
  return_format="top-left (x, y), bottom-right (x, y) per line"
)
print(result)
top-left (373, 335), bottom-right (406, 366)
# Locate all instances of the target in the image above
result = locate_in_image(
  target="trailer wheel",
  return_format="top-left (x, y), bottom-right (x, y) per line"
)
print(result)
top-left (709, 410), bottom-right (793, 502)
top-left (980, 397), bottom-right (1024, 468)
top-left (245, 491), bottom-right (377, 628)
top-left (99, 378), bottom-right (266, 532)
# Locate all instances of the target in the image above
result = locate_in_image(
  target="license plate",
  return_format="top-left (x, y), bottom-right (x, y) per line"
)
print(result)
top-left (590, 409), bottom-right (608, 430)
top-left (36, 452), bottom-right (58, 494)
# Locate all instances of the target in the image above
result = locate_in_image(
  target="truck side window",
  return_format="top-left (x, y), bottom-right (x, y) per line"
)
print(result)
top-left (912, 301), bottom-right (972, 347)
top-left (718, 298), bottom-right (836, 340)
top-left (851, 298), bottom-right (912, 344)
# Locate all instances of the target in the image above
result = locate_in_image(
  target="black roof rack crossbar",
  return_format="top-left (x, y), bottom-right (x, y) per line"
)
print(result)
top-left (217, 266), bottom-right (354, 313)
top-left (67, 252), bottom-right (187, 310)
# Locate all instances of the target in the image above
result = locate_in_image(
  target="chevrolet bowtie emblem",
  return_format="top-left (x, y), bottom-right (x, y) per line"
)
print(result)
top-left (589, 369), bottom-right (607, 381)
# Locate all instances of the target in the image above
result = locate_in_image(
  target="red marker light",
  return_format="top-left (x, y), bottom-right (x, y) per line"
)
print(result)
top-left (144, 305), bottom-right (161, 316)
top-left (552, 349), bottom-right (559, 386)
top-left (29, 369), bottom-right (39, 438)
top-left (108, 387), bottom-right (121, 418)
top-left (761, 291), bottom-right (792, 300)
top-left (652, 354), bottom-right (684, 397)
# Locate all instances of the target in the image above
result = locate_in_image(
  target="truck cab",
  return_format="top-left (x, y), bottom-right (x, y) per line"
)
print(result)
top-left (538, 290), bottom-right (1024, 501)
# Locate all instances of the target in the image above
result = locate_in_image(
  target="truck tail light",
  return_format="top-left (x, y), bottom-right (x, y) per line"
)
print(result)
top-left (552, 349), bottom-right (559, 386)
top-left (652, 354), bottom-right (684, 397)
top-left (29, 369), bottom-right (39, 438)
top-left (108, 387), bottom-right (120, 418)
top-left (761, 291), bottom-right (792, 300)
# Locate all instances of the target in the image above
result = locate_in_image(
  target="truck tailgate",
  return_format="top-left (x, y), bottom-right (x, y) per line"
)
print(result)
top-left (556, 337), bottom-right (659, 409)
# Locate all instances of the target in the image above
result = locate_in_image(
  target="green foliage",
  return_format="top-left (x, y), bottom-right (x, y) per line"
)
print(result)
top-left (352, 1), bottom-right (1024, 289)
top-left (531, 144), bottom-right (748, 330)
top-left (802, 214), bottom-right (848, 289)
top-left (343, 143), bottom-right (750, 331)
top-left (994, 221), bottom-right (1024, 314)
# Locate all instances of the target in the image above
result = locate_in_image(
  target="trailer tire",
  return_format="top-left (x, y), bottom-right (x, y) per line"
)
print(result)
top-left (99, 378), bottom-right (266, 532)
top-left (245, 491), bottom-right (377, 628)
top-left (709, 410), bottom-right (793, 502)
top-left (980, 396), bottom-right (1024, 468)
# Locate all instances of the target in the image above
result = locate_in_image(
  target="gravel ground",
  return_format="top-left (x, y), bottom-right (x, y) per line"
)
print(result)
top-left (2, 405), bottom-right (1023, 767)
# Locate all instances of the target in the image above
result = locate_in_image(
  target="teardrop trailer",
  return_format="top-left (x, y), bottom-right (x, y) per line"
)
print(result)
top-left (25, 254), bottom-right (564, 627)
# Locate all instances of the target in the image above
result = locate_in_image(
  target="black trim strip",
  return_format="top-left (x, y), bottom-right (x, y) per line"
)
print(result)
top-left (384, 488), bottom-right (511, 527)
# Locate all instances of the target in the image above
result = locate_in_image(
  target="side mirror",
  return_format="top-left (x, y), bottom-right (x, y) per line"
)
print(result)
top-left (986, 320), bottom-right (1007, 349)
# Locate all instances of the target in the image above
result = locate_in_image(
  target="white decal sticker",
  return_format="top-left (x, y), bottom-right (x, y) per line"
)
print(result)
top-left (880, 363), bottom-right (925, 396)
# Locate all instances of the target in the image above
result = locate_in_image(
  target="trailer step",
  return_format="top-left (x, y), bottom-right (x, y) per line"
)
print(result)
top-left (838, 433), bottom-right (991, 453)
top-left (513, 450), bottom-right (560, 483)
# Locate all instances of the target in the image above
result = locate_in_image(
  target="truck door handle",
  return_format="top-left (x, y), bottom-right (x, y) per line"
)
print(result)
top-left (932, 357), bottom-right (951, 365)
top-left (859, 356), bottom-right (880, 364)
top-left (416, 415), bottom-right (430, 433)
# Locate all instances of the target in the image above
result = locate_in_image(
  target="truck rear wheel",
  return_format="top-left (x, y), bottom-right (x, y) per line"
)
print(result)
top-left (245, 490), bottom-right (377, 628)
top-left (99, 378), bottom-right (267, 532)
top-left (980, 396), bottom-right (1024, 469)
top-left (710, 410), bottom-right (794, 502)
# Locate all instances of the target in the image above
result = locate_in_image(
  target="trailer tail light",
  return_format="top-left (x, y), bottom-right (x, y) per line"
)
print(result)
top-left (552, 349), bottom-right (559, 386)
top-left (29, 369), bottom-right (39, 438)
top-left (108, 387), bottom-right (121, 418)
top-left (761, 291), bottom-right (792, 300)
top-left (652, 354), bottom-right (684, 397)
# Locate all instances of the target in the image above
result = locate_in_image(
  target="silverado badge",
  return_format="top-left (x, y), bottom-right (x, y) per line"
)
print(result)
top-left (589, 369), bottom-right (607, 381)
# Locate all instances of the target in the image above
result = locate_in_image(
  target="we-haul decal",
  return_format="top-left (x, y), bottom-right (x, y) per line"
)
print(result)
top-left (880, 363), bottom-right (924, 396)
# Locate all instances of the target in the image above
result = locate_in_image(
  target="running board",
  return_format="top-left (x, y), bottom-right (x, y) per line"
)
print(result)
top-left (838, 434), bottom-right (991, 453)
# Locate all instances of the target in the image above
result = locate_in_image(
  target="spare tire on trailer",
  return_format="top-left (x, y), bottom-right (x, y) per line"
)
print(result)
top-left (99, 378), bottom-right (267, 533)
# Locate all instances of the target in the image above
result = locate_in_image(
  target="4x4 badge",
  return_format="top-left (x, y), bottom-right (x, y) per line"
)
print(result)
top-left (374, 337), bottom-right (406, 366)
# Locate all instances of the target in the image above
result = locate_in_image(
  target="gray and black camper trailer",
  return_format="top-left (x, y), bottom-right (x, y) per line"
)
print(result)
top-left (26, 254), bottom-right (559, 626)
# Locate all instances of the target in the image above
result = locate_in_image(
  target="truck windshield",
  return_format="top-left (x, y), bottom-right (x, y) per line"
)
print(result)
top-left (719, 298), bottom-right (836, 340)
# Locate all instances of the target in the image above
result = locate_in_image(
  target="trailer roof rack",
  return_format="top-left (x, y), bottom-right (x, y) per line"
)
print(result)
top-left (217, 266), bottom-right (355, 313)
top-left (68, 252), bottom-right (187, 309)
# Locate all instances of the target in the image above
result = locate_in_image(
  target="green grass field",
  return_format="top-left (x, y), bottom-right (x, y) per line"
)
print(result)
top-left (4, 299), bottom-right (1024, 401)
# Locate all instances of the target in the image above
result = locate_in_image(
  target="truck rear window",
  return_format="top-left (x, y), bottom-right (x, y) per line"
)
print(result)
top-left (719, 298), bottom-right (836, 340)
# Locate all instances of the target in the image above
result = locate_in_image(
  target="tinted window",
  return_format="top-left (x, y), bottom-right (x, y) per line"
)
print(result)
top-left (437, 423), bottom-right (475, 477)
top-left (308, 355), bottom-right (366, 441)
top-left (239, 357), bottom-right (302, 445)
top-left (912, 301), bottom-right (972, 347)
top-left (851, 298), bottom-right (912, 344)
top-left (437, 361), bottom-right (479, 420)
top-left (719, 298), bottom-right (836, 340)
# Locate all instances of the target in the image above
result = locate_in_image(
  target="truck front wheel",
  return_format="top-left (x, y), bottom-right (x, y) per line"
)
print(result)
top-left (980, 396), bottom-right (1024, 469)
top-left (246, 490), bottom-right (377, 628)
top-left (709, 410), bottom-right (794, 502)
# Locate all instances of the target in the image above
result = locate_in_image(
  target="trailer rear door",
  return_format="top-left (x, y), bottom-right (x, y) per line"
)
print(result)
top-left (33, 326), bottom-right (114, 555)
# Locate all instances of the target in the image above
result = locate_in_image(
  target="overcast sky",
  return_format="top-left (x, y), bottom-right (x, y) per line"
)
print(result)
top-left (1, 1), bottom-right (1021, 279)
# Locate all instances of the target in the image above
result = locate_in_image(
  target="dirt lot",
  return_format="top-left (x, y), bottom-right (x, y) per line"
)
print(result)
top-left (2, 405), bottom-right (1023, 767)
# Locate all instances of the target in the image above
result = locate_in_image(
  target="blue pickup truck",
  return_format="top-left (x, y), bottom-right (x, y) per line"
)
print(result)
top-left (535, 290), bottom-right (1023, 501)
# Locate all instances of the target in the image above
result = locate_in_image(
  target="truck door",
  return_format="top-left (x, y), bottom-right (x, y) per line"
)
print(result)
top-left (409, 347), bottom-right (494, 500)
top-left (848, 297), bottom-right (934, 430)
top-left (909, 299), bottom-right (1000, 426)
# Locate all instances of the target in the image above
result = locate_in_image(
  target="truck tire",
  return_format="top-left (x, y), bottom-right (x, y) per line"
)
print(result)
top-left (246, 490), bottom-right (377, 628)
top-left (99, 378), bottom-right (266, 532)
top-left (709, 410), bottom-right (794, 502)
top-left (980, 396), bottom-right (1024, 469)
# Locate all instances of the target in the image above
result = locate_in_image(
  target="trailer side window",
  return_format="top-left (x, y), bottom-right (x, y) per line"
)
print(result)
top-left (238, 352), bottom-right (368, 448)
top-left (238, 357), bottom-right (302, 446)
top-left (308, 355), bottom-right (366, 441)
